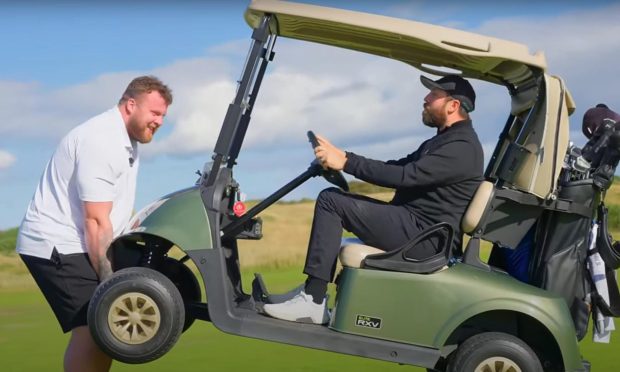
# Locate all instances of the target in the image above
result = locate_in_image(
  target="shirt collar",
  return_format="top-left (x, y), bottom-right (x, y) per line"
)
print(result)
top-left (437, 119), bottom-right (472, 135)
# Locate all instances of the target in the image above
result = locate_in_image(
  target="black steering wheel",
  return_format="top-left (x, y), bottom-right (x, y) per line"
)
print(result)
top-left (307, 131), bottom-right (349, 191)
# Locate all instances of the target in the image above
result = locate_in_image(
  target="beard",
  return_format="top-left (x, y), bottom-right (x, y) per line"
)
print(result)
top-left (422, 106), bottom-right (447, 128)
top-left (127, 116), bottom-right (155, 144)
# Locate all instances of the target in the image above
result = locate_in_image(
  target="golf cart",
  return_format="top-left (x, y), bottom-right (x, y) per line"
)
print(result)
top-left (87, 1), bottom-right (620, 371)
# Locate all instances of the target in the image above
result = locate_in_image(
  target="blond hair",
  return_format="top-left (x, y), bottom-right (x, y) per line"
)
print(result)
top-left (119, 76), bottom-right (173, 105)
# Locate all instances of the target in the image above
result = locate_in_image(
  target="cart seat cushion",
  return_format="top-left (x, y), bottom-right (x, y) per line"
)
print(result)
top-left (339, 238), bottom-right (385, 268)
top-left (461, 180), bottom-right (494, 234)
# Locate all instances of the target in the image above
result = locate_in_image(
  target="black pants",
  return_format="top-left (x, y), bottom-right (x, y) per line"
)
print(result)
top-left (20, 248), bottom-right (99, 333)
top-left (303, 188), bottom-right (428, 282)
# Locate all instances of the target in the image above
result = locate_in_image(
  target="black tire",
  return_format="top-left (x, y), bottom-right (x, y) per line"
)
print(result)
top-left (88, 267), bottom-right (185, 364)
top-left (447, 332), bottom-right (543, 372)
top-left (159, 257), bottom-right (201, 332)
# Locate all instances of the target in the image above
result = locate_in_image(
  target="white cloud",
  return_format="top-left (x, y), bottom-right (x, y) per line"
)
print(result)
top-left (143, 79), bottom-right (237, 157)
top-left (0, 150), bottom-right (16, 170)
top-left (0, 74), bottom-right (136, 139)
top-left (1, 3), bottom-right (618, 166)
top-left (0, 54), bottom-right (239, 139)
top-left (474, 4), bottom-right (620, 113)
top-left (142, 39), bottom-right (440, 158)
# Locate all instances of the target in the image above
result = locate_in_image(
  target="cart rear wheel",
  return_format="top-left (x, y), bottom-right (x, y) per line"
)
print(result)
top-left (88, 267), bottom-right (184, 364)
top-left (447, 332), bottom-right (542, 372)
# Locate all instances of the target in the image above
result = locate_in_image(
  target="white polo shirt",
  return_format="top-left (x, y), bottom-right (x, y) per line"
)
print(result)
top-left (17, 107), bottom-right (139, 259)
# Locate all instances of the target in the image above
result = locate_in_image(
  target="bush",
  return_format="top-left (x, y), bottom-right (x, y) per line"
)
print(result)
top-left (0, 228), bottom-right (18, 255)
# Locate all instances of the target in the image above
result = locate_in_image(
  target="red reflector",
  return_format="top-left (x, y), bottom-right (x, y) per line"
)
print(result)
top-left (233, 201), bottom-right (246, 217)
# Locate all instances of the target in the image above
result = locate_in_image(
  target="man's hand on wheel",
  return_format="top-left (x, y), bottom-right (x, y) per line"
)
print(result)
top-left (314, 134), bottom-right (347, 171)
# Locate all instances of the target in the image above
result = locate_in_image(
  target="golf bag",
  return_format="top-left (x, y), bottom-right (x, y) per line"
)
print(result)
top-left (527, 180), bottom-right (599, 340)
top-left (494, 104), bottom-right (620, 340)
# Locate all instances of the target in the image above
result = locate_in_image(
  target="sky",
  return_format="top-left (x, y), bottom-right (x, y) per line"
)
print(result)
top-left (1, 0), bottom-right (619, 229)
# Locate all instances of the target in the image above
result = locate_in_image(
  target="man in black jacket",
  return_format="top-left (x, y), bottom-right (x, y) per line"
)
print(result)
top-left (263, 75), bottom-right (484, 324)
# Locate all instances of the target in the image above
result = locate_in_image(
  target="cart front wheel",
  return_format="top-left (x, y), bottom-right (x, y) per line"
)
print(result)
top-left (88, 267), bottom-right (185, 364)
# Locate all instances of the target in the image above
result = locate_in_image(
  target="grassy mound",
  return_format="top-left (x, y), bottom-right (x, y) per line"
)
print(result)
top-left (0, 228), bottom-right (17, 255)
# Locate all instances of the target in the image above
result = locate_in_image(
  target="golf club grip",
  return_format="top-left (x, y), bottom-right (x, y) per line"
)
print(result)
top-left (307, 131), bottom-right (320, 148)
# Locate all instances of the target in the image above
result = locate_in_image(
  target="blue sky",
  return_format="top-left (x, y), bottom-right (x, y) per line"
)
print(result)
top-left (1, 0), bottom-right (619, 229)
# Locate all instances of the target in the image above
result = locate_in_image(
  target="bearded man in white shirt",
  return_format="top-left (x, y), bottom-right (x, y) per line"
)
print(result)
top-left (16, 76), bottom-right (173, 372)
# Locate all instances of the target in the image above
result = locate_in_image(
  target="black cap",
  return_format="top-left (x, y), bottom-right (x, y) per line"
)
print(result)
top-left (420, 74), bottom-right (476, 112)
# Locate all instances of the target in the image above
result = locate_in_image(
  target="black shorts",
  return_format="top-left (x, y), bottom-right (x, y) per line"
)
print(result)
top-left (20, 248), bottom-right (99, 333)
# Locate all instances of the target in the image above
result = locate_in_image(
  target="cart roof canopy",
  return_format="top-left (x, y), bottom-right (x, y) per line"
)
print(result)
top-left (245, 0), bottom-right (577, 202)
top-left (245, 0), bottom-right (547, 88)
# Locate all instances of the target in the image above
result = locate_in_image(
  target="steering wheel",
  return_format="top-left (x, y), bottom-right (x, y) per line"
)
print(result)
top-left (307, 131), bottom-right (349, 192)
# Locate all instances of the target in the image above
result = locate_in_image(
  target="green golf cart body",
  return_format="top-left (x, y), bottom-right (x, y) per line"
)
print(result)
top-left (87, 1), bottom-right (604, 371)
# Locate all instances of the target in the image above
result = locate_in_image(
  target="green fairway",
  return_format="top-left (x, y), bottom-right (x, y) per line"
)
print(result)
top-left (1, 266), bottom-right (619, 371)
top-left (0, 267), bottom-right (417, 372)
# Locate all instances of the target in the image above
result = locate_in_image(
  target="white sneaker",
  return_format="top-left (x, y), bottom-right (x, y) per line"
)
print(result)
top-left (263, 290), bottom-right (330, 324)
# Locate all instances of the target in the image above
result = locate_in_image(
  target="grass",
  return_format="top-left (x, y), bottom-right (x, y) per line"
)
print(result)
top-left (0, 227), bottom-right (17, 255)
top-left (347, 180), bottom-right (392, 195)
top-left (1, 266), bottom-right (620, 371)
top-left (2, 183), bottom-right (620, 370)
top-left (0, 267), bottom-right (416, 372)
top-left (237, 199), bottom-right (315, 269)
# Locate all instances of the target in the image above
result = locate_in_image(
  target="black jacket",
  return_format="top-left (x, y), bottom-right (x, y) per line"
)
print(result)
top-left (343, 120), bottom-right (484, 238)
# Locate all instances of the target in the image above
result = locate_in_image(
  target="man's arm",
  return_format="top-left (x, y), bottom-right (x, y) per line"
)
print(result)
top-left (314, 134), bottom-right (478, 188)
top-left (83, 201), bottom-right (114, 281)
top-left (385, 143), bottom-right (425, 165)
top-left (314, 134), bottom-right (421, 169)
top-left (344, 140), bottom-right (478, 188)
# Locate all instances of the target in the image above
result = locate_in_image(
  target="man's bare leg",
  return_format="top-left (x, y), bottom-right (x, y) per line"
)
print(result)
top-left (64, 326), bottom-right (112, 372)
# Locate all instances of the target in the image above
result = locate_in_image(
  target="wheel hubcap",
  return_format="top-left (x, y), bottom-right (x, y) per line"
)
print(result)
top-left (474, 357), bottom-right (522, 372)
top-left (108, 292), bottom-right (161, 345)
